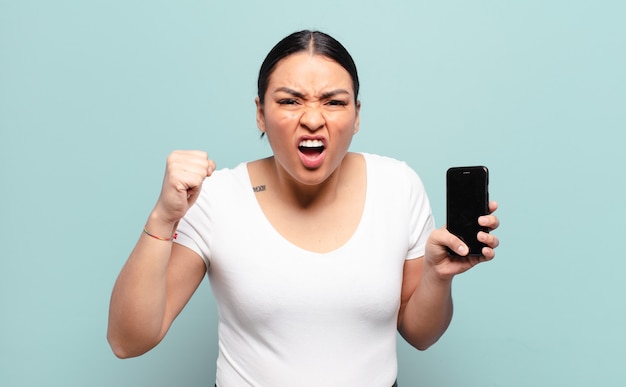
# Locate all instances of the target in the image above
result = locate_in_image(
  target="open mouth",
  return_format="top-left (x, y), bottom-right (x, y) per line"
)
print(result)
top-left (298, 139), bottom-right (325, 156)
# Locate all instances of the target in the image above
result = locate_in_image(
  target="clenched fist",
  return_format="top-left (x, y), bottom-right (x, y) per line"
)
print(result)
top-left (152, 150), bottom-right (216, 226)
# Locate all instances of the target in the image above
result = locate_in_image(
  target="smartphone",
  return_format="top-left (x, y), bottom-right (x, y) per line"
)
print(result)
top-left (446, 166), bottom-right (489, 256)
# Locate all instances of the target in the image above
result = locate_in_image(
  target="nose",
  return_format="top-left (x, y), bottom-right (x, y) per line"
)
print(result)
top-left (299, 106), bottom-right (325, 132)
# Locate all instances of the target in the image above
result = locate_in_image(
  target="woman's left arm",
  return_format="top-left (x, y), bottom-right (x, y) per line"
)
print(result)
top-left (397, 201), bottom-right (500, 350)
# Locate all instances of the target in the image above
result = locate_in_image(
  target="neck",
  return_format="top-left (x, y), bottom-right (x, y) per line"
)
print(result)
top-left (269, 157), bottom-right (345, 210)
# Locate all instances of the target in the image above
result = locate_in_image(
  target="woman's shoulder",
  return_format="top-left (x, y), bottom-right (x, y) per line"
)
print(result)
top-left (358, 152), bottom-right (414, 174)
top-left (358, 152), bottom-right (425, 189)
top-left (200, 161), bottom-right (250, 192)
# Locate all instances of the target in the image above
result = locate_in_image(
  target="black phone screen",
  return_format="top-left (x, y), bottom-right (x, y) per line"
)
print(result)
top-left (446, 166), bottom-right (489, 256)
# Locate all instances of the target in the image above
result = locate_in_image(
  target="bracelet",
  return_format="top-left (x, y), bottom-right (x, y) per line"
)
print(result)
top-left (143, 226), bottom-right (178, 241)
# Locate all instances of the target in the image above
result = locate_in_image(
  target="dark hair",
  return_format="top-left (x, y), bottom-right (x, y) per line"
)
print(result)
top-left (257, 30), bottom-right (360, 104)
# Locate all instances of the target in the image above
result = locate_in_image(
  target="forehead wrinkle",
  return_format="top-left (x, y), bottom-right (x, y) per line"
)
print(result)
top-left (273, 86), bottom-right (351, 101)
top-left (273, 87), bottom-right (306, 99)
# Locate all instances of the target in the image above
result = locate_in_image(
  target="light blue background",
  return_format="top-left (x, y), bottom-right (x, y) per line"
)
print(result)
top-left (1, 1), bottom-right (624, 386)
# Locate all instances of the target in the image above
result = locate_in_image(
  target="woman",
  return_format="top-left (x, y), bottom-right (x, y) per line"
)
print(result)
top-left (108, 30), bottom-right (500, 386)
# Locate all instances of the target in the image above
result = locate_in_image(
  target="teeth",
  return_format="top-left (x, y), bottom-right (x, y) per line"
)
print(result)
top-left (299, 139), bottom-right (324, 148)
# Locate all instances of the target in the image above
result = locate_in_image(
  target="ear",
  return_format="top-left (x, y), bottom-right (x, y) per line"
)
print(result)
top-left (353, 100), bottom-right (361, 134)
top-left (255, 97), bottom-right (266, 134)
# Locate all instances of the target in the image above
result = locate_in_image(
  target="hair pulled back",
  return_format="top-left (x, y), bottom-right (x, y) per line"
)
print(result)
top-left (257, 30), bottom-right (360, 104)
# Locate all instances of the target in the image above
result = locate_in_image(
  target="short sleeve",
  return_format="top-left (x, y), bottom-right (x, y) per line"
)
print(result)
top-left (172, 176), bottom-right (216, 270)
top-left (175, 215), bottom-right (211, 269)
top-left (404, 164), bottom-right (435, 259)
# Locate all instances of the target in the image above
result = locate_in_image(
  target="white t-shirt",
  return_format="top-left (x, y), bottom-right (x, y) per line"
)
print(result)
top-left (175, 153), bottom-right (435, 387)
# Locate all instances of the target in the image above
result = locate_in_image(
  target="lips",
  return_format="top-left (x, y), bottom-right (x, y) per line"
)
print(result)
top-left (297, 138), bottom-right (326, 169)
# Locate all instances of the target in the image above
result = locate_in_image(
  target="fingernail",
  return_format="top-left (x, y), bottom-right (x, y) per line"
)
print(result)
top-left (458, 245), bottom-right (468, 255)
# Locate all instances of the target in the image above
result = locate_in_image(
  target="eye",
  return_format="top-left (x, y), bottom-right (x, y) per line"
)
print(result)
top-left (326, 99), bottom-right (348, 106)
top-left (278, 98), bottom-right (299, 105)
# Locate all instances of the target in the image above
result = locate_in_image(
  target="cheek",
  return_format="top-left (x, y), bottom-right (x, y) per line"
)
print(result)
top-left (264, 115), bottom-right (297, 150)
top-left (327, 113), bottom-right (358, 134)
top-left (259, 106), bottom-right (291, 133)
top-left (265, 109), bottom-right (300, 131)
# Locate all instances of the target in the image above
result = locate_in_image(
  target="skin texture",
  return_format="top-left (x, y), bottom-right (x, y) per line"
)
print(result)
top-left (107, 50), bottom-right (500, 359)
top-left (255, 53), bottom-right (360, 195)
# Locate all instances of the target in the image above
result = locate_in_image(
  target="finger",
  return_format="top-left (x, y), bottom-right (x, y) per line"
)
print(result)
top-left (431, 228), bottom-right (469, 257)
top-left (207, 159), bottom-right (216, 176)
top-left (478, 214), bottom-right (500, 231)
top-left (183, 151), bottom-right (215, 177)
top-left (488, 200), bottom-right (498, 214)
top-left (182, 150), bottom-right (214, 176)
top-left (478, 231), bottom-right (499, 249)
top-left (168, 151), bottom-right (215, 177)
top-left (480, 246), bottom-right (496, 260)
top-left (172, 149), bottom-right (209, 160)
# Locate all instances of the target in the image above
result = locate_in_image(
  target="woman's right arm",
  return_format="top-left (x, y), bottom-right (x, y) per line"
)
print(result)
top-left (107, 151), bottom-right (215, 358)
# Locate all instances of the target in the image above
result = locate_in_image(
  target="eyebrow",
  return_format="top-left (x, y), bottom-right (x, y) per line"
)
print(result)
top-left (273, 87), bottom-right (351, 100)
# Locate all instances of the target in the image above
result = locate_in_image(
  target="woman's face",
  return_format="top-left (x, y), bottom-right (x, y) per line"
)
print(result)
top-left (256, 52), bottom-right (360, 187)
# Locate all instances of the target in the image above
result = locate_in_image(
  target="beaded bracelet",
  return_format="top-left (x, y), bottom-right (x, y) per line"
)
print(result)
top-left (143, 226), bottom-right (178, 241)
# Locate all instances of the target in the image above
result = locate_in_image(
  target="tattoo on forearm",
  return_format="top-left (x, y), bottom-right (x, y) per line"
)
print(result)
top-left (252, 185), bottom-right (266, 192)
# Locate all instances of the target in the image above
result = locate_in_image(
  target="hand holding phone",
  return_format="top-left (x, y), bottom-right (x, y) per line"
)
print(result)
top-left (446, 166), bottom-right (489, 256)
